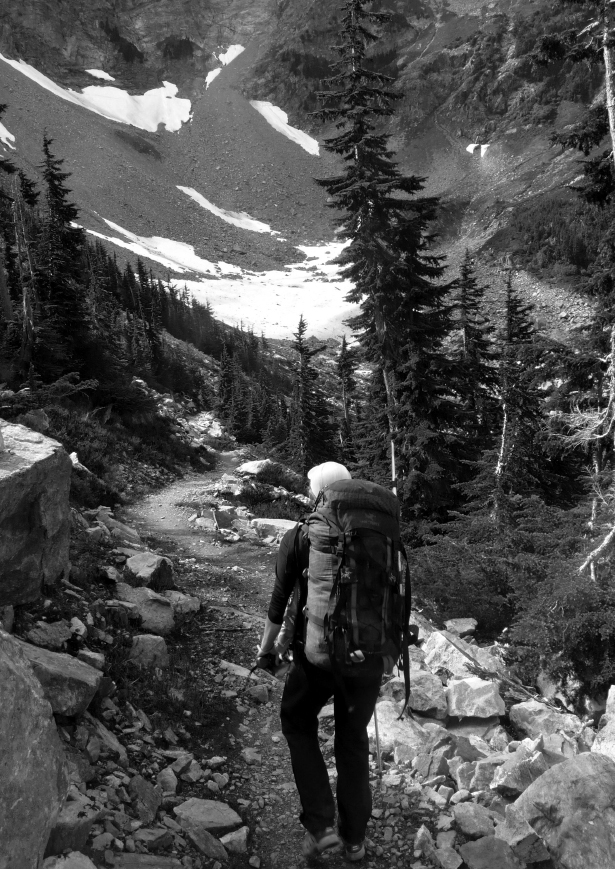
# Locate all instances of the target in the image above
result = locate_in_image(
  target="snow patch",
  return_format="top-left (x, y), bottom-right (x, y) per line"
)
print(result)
top-left (466, 143), bottom-right (490, 157)
top-left (205, 68), bottom-right (221, 89)
top-left (0, 121), bottom-right (16, 150)
top-left (86, 69), bottom-right (115, 81)
top-left (0, 53), bottom-right (191, 132)
top-left (178, 186), bottom-right (278, 234)
top-left (480, 144), bottom-right (490, 157)
top-left (218, 45), bottom-right (245, 65)
top-left (249, 101), bottom-right (319, 156)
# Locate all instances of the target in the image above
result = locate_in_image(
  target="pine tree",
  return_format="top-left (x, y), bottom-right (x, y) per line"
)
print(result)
top-left (284, 315), bottom-right (338, 475)
top-left (315, 0), bottom-right (455, 521)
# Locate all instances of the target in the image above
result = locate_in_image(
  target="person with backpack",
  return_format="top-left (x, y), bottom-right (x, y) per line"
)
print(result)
top-left (256, 461), bottom-right (410, 862)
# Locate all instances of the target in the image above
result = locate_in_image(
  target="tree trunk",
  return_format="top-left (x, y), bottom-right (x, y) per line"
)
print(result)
top-left (603, 0), bottom-right (615, 171)
top-left (0, 240), bottom-right (12, 321)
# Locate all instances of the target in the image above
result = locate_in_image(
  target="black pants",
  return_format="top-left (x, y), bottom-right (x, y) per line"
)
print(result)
top-left (280, 655), bottom-right (383, 846)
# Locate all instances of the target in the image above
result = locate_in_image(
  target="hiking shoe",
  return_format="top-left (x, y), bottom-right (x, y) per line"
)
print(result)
top-left (301, 827), bottom-right (342, 858)
top-left (344, 841), bottom-right (366, 862)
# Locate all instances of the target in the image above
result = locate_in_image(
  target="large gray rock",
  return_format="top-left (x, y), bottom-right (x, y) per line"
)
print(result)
top-left (444, 618), bottom-right (477, 637)
top-left (452, 803), bottom-right (495, 838)
top-left (83, 712), bottom-right (128, 766)
top-left (0, 421), bottom-right (71, 605)
top-left (15, 639), bottom-right (102, 716)
top-left (128, 634), bottom-right (170, 668)
top-left (446, 677), bottom-right (505, 719)
top-left (459, 836), bottom-right (520, 869)
top-left (515, 753), bottom-right (615, 868)
top-left (367, 700), bottom-right (429, 757)
top-left (509, 699), bottom-right (583, 740)
top-left (163, 589), bottom-right (201, 616)
top-left (45, 794), bottom-right (104, 857)
top-left (114, 583), bottom-right (175, 635)
top-left (494, 804), bottom-right (550, 863)
top-left (125, 552), bottom-right (174, 591)
top-left (409, 670), bottom-right (448, 719)
top-left (43, 854), bottom-right (98, 869)
top-left (0, 629), bottom-right (68, 869)
top-left (423, 631), bottom-right (505, 679)
top-left (251, 517), bottom-right (297, 538)
top-left (173, 797), bottom-right (242, 832)
top-left (491, 741), bottom-right (549, 798)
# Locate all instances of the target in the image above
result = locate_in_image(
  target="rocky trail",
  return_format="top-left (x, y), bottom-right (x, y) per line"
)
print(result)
top-left (6, 411), bottom-right (615, 869)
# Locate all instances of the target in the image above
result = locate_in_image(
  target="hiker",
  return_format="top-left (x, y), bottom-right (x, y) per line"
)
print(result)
top-left (256, 461), bottom-right (409, 862)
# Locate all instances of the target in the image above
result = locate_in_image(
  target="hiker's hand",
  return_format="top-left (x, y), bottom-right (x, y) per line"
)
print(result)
top-left (258, 617), bottom-right (281, 659)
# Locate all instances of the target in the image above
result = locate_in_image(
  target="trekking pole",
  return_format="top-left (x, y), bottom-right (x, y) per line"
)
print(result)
top-left (373, 705), bottom-right (383, 778)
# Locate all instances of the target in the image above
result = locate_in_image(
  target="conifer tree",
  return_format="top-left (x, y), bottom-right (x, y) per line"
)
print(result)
top-left (315, 0), bottom-right (455, 520)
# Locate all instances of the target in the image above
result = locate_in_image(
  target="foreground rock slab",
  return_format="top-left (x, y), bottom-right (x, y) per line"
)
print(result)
top-left (515, 752), bottom-right (615, 868)
top-left (43, 853), bottom-right (98, 869)
top-left (174, 797), bottom-right (242, 832)
top-left (1, 629), bottom-right (68, 869)
top-left (509, 699), bottom-right (583, 740)
top-left (459, 836), bottom-right (520, 868)
top-left (15, 639), bottom-right (102, 715)
top-left (0, 421), bottom-right (71, 605)
top-left (367, 700), bottom-right (429, 757)
top-left (446, 676), bottom-right (505, 718)
top-left (114, 583), bottom-right (175, 635)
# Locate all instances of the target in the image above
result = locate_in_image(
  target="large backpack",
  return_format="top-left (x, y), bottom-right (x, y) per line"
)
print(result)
top-left (304, 478), bottom-right (411, 702)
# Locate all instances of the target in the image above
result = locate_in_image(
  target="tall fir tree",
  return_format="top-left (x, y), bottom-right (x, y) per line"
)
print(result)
top-left (315, 0), bottom-right (456, 525)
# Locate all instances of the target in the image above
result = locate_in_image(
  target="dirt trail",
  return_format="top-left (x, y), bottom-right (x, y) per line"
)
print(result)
top-left (122, 448), bottom-right (419, 869)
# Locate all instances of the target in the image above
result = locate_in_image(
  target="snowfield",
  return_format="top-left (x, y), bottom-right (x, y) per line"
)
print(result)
top-left (86, 69), bottom-right (115, 81)
top-left (249, 101), bottom-right (320, 156)
top-left (0, 53), bottom-right (191, 132)
top-left (178, 186), bottom-right (279, 234)
top-left (0, 120), bottom-right (15, 149)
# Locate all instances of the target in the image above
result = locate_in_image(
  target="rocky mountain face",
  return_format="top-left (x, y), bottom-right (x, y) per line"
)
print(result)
top-left (0, 0), bottom-right (601, 336)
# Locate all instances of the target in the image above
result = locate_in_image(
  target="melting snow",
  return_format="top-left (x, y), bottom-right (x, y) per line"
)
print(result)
top-left (178, 186), bottom-right (279, 234)
top-left (249, 101), bottom-right (319, 156)
top-left (0, 120), bottom-right (15, 150)
top-left (218, 45), bottom-right (245, 65)
top-left (206, 69), bottom-right (221, 89)
top-left (466, 143), bottom-right (490, 157)
top-left (0, 53), bottom-right (191, 133)
top-left (480, 144), bottom-right (490, 157)
top-left (86, 69), bottom-right (115, 81)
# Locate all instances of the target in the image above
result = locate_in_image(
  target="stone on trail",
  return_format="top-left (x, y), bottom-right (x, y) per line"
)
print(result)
top-left (125, 551), bottom-right (174, 591)
top-left (446, 677), bottom-right (505, 719)
top-left (514, 753), bottom-right (615, 868)
top-left (45, 794), bottom-right (104, 857)
top-left (220, 825), bottom-right (250, 853)
top-left (1, 629), bottom-right (68, 869)
top-left (509, 698), bottom-right (583, 740)
top-left (494, 804), bottom-right (550, 863)
top-left (367, 700), bottom-right (429, 756)
top-left (446, 716), bottom-right (501, 741)
top-left (423, 631), bottom-right (505, 679)
top-left (129, 774), bottom-right (162, 824)
top-left (15, 638), bottom-right (103, 716)
top-left (163, 589), bottom-right (201, 615)
top-left (157, 766), bottom-right (178, 795)
top-left (42, 853), bottom-right (98, 869)
top-left (0, 421), bottom-right (71, 606)
top-left (459, 836), bottom-right (520, 869)
top-left (174, 797), bottom-right (242, 832)
top-left (76, 648), bottom-right (105, 670)
top-left (110, 857), bottom-right (182, 868)
top-left (241, 747), bottom-right (262, 765)
top-left (408, 670), bottom-right (448, 719)
top-left (434, 847), bottom-right (464, 869)
top-left (128, 634), bottom-right (170, 668)
top-left (452, 803), bottom-right (495, 839)
top-left (83, 711), bottom-right (128, 765)
top-left (251, 517), bottom-right (297, 538)
top-left (26, 619), bottom-right (72, 650)
top-left (220, 659), bottom-right (257, 680)
top-left (444, 617), bottom-right (477, 638)
top-left (491, 745), bottom-right (548, 798)
top-left (247, 684), bottom-right (269, 703)
top-left (114, 583), bottom-right (175, 635)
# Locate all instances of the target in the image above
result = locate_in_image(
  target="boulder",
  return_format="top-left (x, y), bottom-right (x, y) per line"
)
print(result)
top-left (129, 775), bottom-right (162, 824)
top-left (444, 617), bottom-right (477, 637)
top-left (26, 619), bottom-right (72, 650)
top-left (447, 716), bottom-right (502, 741)
top-left (452, 802), bottom-right (495, 838)
top-left (509, 699), bottom-right (584, 740)
top-left (163, 589), bottom-right (201, 615)
top-left (494, 804), bottom-right (550, 863)
top-left (409, 670), bottom-right (448, 719)
top-left (125, 552), bottom-right (174, 591)
top-left (423, 631), bottom-right (505, 679)
top-left (76, 649), bottom-right (105, 670)
top-left (83, 712), bottom-right (128, 766)
top-left (468, 753), bottom-right (509, 791)
top-left (515, 753), bottom-right (615, 868)
top-left (14, 639), bottom-right (103, 716)
top-left (95, 511), bottom-right (141, 545)
top-left (367, 700), bottom-right (429, 757)
top-left (128, 634), bottom-right (170, 668)
top-left (491, 743), bottom-right (549, 798)
top-left (114, 583), bottom-right (175, 635)
top-left (251, 517), bottom-right (297, 538)
top-left (173, 797), bottom-right (242, 832)
top-left (0, 629), bottom-right (68, 869)
top-left (220, 825), bottom-right (250, 853)
top-left (43, 854), bottom-right (98, 869)
top-left (0, 421), bottom-right (71, 605)
top-left (44, 794), bottom-right (104, 856)
top-left (446, 677), bottom-right (505, 719)
top-left (459, 836), bottom-right (520, 869)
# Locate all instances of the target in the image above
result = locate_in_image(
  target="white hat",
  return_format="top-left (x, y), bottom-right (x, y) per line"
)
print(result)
top-left (307, 462), bottom-right (351, 498)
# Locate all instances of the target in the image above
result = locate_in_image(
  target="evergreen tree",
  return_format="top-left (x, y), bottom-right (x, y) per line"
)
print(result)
top-left (284, 315), bottom-right (338, 475)
top-left (315, 0), bottom-right (456, 523)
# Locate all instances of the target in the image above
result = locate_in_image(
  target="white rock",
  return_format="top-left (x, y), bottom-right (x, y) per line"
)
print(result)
top-left (446, 677), bottom-right (505, 719)
top-left (423, 631), bottom-right (505, 679)
top-left (444, 618), bottom-right (477, 637)
top-left (509, 699), bottom-right (583, 739)
top-left (220, 825), bottom-right (250, 852)
top-left (367, 700), bottom-right (430, 757)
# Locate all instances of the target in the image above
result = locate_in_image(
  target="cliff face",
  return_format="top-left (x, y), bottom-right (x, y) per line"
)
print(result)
top-left (0, 0), bottom-right (280, 94)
